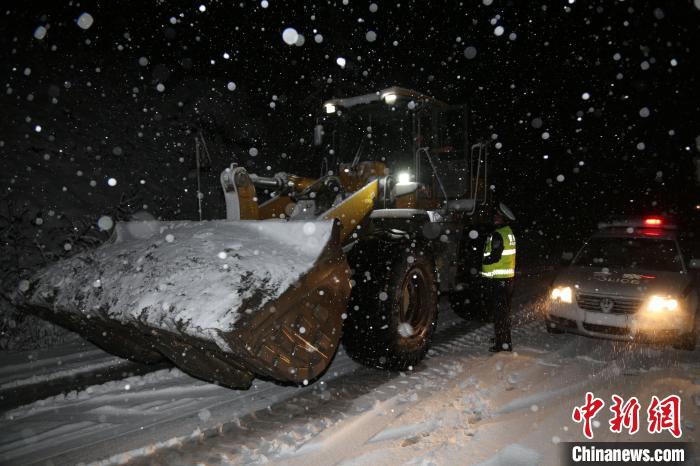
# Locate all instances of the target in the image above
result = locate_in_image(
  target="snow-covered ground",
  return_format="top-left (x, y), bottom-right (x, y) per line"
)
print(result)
top-left (1, 273), bottom-right (698, 465)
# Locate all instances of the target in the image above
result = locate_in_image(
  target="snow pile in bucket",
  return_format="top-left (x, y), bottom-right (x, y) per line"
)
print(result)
top-left (19, 219), bottom-right (334, 352)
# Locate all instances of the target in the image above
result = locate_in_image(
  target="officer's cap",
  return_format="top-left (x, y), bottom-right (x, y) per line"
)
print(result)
top-left (497, 202), bottom-right (516, 222)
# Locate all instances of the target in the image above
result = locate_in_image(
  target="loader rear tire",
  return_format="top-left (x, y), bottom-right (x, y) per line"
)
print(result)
top-left (343, 244), bottom-right (438, 370)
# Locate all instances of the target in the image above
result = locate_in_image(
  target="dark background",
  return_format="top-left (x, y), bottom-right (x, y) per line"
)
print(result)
top-left (1, 0), bottom-right (699, 277)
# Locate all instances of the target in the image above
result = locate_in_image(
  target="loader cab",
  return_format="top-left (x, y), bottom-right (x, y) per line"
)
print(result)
top-left (316, 87), bottom-right (490, 211)
top-left (317, 88), bottom-right (417, 175)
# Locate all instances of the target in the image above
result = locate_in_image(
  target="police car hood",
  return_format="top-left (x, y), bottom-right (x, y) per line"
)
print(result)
top-left (556, 266), bottom-right (691, 298)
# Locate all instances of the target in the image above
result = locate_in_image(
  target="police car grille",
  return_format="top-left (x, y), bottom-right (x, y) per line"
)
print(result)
top-left (576, 293), bottom-right (642, 314)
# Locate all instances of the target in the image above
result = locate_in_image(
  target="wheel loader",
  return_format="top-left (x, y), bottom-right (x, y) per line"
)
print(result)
top-left (15, 87), bottom-right (503, 389)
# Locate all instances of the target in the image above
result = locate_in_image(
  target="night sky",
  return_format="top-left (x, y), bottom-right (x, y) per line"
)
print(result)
top-left (2, 0), bottom-right (700, 266)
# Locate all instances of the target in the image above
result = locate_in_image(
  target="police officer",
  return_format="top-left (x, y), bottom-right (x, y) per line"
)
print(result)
top-left (481, 203), bottom-right (517, 352)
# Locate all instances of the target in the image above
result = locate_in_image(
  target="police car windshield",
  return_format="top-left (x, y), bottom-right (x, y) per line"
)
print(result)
top-left (572, 237), bottom-right (682, 273)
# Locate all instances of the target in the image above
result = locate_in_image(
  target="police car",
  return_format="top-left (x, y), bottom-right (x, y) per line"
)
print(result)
top-left (545, 217), bottom-right (700, 350)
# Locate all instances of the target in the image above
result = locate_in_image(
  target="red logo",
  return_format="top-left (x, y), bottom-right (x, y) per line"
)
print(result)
top-left (609, 395), bottom-right (641, 435)
top-left (647, 395), bottom-right (682, 438)
top-left (572, 392), bottom-right (605, 439)
top-left (573, 393), bottom-right (682, 439)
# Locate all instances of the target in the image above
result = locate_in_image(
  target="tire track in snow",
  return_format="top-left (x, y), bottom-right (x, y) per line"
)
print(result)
top-left (0, 346), bottom-right (362, 465)
top-left (0, 341), bottom-right (170, 412)
top-left (135, 287), bottom-right (548, 465)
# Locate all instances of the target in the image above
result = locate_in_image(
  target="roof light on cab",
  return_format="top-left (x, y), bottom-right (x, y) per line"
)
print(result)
top-left (644, 217), bottom-right (663, 226)
top-left (396, 171), bottom-right (411, 185)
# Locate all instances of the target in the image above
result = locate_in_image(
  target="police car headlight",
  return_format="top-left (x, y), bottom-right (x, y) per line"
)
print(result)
top-left (550, 286), bottom-right (572, 303)
top-left (645, 295), bottom-right (679, 313)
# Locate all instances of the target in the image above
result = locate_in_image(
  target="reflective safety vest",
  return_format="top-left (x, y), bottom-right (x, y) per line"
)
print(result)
top-left (481, 225), bottom-right (516, 278)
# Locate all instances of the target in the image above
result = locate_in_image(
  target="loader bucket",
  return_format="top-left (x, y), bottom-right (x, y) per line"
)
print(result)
top-left (14, 219), bottom-right (351, 388)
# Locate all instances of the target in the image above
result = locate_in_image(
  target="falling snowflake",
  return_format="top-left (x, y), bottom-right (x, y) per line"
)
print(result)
top-left (303, 222), bottom-right (316, 235)
top-left (33, 26), bottom-right (47, 40)
top-left (76, 13), bottom-right (94, 30)
top-left (97, 215), bottom-right (114, 231)
top-left (282, 27), bottom-right (299, 45)
top-left (398, 322), bottom-right (414, 337)
top-left (198, 409), bottom-right (211, 421)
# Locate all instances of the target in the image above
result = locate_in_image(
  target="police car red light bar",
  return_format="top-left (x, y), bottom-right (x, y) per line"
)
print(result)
top-left (643, 217), bottom-right (663, 226)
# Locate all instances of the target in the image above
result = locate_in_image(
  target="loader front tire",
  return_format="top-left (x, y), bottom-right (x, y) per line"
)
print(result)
top-left (343, 244), bottom-right (438, 370)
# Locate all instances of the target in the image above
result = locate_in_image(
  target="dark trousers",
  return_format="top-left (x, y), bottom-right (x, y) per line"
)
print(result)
top-left (485, 279), bottom-right (513, 348)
